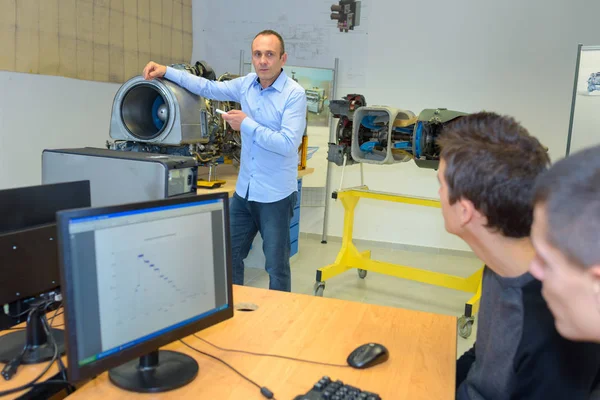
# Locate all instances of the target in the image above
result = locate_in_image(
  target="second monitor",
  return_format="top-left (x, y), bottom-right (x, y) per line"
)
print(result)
top-left (0, 180), bottom-right (91, 365)
top-left (57, 192), bottom-right (233, 393)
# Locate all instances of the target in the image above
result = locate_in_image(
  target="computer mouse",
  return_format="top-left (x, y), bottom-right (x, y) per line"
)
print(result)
top-left (347, 343), bottom-right (389, 369)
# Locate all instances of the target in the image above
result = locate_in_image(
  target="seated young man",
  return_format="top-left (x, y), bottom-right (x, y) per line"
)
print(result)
top-left (530, 144), bottom-right (600, 343)
top-left (436, 112), bottom-right (600, 399)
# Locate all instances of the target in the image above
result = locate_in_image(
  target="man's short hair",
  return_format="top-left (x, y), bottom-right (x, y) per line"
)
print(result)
top-left (438, 112), bottom-right (550, 238)
top-left (533, 145), bottom-right (600, 268)
top-left (253, 30), bottom-right (285, 56)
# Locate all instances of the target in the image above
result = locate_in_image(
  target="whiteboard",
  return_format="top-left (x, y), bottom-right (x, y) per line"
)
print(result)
top-left (566, 45), bottom-right (600, 155)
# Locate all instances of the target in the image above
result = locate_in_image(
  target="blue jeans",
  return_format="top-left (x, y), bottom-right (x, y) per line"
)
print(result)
top-left (229, 191), bottom-right (297, 292)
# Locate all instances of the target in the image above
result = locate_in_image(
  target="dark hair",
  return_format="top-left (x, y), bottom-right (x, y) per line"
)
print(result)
top-left (437, 112), bottom-right (550, 238)
top-left (533, 145), bottom-right (600, 268)
top-left (253, 30), bottom-right (285, 56)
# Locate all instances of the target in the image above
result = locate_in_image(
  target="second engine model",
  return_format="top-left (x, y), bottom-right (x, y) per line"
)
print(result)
top-left (327, 94), bottom-right (467, 170)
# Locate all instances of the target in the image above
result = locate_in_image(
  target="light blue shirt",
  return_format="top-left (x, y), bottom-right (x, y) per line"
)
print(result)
top-left (164, 67), bottom-right (307, 203)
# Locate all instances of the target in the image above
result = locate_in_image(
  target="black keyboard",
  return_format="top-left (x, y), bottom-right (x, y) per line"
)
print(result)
top-left (294, 376), bottom-right (382, 400)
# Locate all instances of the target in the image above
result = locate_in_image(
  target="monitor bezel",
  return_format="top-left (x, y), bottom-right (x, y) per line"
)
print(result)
top-left (57, 192), bottom-right (234, 382)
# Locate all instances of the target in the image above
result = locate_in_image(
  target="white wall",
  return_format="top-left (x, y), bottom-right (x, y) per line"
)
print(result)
top-left (192, 0), bottom-right (600, 251)
top-left (0, 2), bottom-right (595, 250)
top-left (0, 71), bottom-right (120, 189)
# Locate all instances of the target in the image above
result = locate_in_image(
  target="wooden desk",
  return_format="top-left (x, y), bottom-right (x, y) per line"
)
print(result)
top-left (0, 313), bottom-right (67, 400)
top-left (65, 286), bottom-right (456, 399)
top-left (196, 164), bottom-right (315, 197)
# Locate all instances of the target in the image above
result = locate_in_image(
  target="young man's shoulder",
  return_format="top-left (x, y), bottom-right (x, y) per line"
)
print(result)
top-left (518, 278), bottom-right (591, 353)
top-left (513, 278), bottom-right (600, 397)
top-left (460, 269), bottom-right (600, 399)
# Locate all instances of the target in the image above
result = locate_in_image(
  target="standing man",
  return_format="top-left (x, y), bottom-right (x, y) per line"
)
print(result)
top-left (143, 30), bottom-right (307, 292)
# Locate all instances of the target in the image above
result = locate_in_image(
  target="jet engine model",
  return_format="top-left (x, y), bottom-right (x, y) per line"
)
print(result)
top-left (588, 72), bottom-right (600, 93)
top-left (107, 61), bottom-right (241, 165)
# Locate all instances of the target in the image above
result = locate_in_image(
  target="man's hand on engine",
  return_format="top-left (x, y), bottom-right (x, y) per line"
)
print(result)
top-left (142, 62), bottom-right (167, 80)
top-left (221, 110), bottom-right (247, 131)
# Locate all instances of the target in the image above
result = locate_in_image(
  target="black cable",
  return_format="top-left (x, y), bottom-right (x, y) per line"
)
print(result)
top-left (4, 299), bottom-right (52, 319)
top-left (0, 308), bottom-right (38, 380)
top-left (42, 313), bottom-right (75, 395)
top-left (0, 304), bottom-right (62, 333)
top-left (15, 379), bottom-right (72, 393)
top-left (5, 308), bottom-right (33, 318)
top-left (0, 308), bottom-right (58, 397)
top-left (179, 340), bottom-right (276, 400)
top-left (48, 305), bottom-right (63, 327)
top-left (41, 305), bottom-right (72, 393)
top-left (47, 304), bottom-right (69, 391)
top-left (26, 379), bottom-right (71, 388)
top-left (194, 335), bottom-right (349, 368)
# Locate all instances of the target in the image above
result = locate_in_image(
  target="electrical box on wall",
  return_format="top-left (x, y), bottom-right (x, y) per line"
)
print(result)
top-left (330, 1), bottom-right (361, 32)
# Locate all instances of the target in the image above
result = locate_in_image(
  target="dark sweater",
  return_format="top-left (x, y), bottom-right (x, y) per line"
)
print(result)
top-left (456, 267), bottom-right (600, 400)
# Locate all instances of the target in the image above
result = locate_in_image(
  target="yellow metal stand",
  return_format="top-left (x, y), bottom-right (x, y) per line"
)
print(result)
top-left (196, 163), bottom-right (226, 189)
top-left (298, 134), bottom-right (309, 171)
top-left (197, 179), bottom-right (226, 189)
top-left (315, 186), bottom-right (483, 338)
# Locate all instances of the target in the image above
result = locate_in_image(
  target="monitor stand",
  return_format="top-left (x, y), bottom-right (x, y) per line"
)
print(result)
top-left (0, 307), bottom-right (65, 363)
top-left (109, 350), bottom-right (199, 393)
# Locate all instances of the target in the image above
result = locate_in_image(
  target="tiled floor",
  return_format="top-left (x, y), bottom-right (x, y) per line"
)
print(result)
top-left (243, 235), bottom-right (480, 359)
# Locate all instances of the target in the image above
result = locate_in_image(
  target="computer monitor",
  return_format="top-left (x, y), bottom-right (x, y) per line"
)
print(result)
top-left (0, 180), bottom-right (91, 364)
top-left (0, 180), bottom-right (91, 235)
top-left (57, 192), bottom-right (233, 393)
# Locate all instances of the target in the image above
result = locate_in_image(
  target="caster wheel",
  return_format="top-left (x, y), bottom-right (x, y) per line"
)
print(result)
top-left (358, 269), bottom-right (367, 279)
top-left (458, 315), bottom-right (474, 339)
top-left (314, 282), bottom-right (325, 297)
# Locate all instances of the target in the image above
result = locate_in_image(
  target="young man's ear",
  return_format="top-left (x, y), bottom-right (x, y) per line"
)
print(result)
top-left (589, 266), bottom-right (600, 311)
top-left (457, 198), bottom-right (477, 227)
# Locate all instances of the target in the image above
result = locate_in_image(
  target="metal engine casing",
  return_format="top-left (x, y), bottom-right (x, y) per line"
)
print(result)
top-left (42, 147), bottom-right (198, 207)
top-left (109, 76), bottom-right (209, 146)
top-left (327, 94), bottom-right (367, 166)
top-left (412, 108), bottom-right (467, 169)
top-left (351, 106), bottom-right (416, 165)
